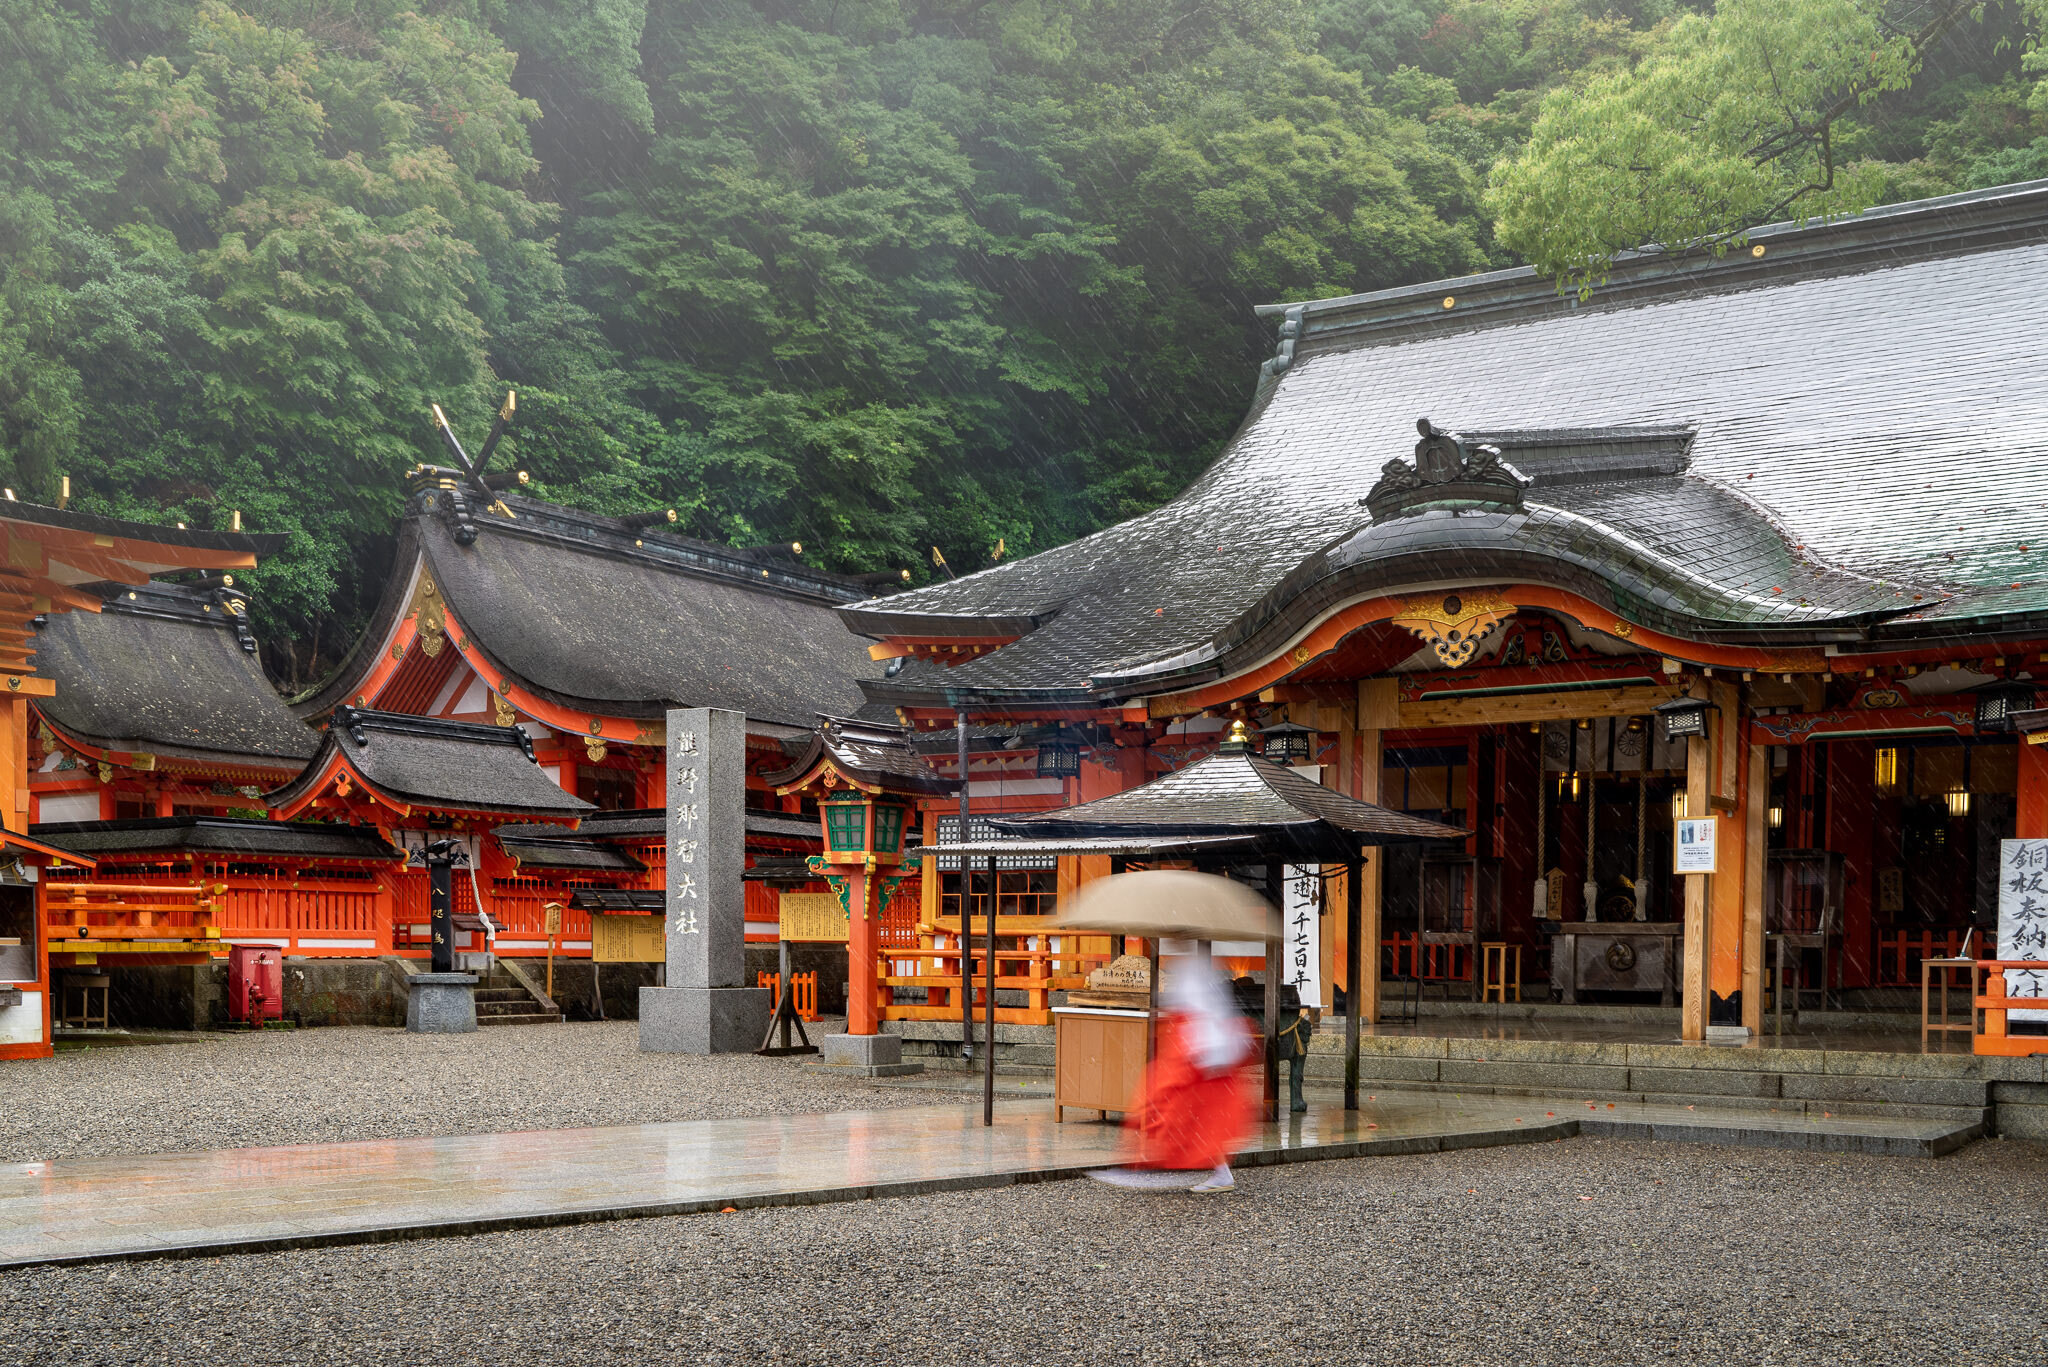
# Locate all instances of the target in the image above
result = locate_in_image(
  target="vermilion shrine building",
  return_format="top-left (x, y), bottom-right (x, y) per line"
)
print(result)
top-left (13, 181), bottom-right (2048, 1050)
top-left (843, 182), bottom-right (2048, 1044)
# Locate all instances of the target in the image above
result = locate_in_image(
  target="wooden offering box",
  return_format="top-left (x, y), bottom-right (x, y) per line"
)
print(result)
top-left (1053, 1007), bottom-right (1151, 1123)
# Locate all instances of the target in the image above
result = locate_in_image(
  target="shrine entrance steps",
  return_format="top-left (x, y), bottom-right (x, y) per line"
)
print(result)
top-left (473, 964), bottom-right (562, 1028)
top-left (886, 1019), bottom-right (1056, 1075)
top-left (1307, 1022), bottom-right (2046, 1142)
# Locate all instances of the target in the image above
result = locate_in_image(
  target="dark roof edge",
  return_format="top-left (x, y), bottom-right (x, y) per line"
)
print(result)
top-left (1256, 179), bottom-right (2048, 351)
top-left (459, 490), bottom-right (877, 608)
top-left (36, 715), bottom-right (309, 772)
top-left (289, 522), bottom-right (429, 718)
top-left (0, 500), bottom-right (286, 556)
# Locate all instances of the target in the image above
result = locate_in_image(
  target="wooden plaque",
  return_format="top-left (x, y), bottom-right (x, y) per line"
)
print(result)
top-left (591, 912), bottom-right (665, 963)
top-left (780, 891), bottom-right (849, 943)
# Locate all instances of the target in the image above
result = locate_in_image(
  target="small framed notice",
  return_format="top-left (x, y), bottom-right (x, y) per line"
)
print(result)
top-left (1674, 817), bottom-right (1717, 874)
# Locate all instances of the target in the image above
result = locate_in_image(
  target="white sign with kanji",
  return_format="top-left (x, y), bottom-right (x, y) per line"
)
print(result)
top-left (1998, 838), bottom-right (2048, 1024)
top-left (1281, 864), bottom-right (1322, 1009)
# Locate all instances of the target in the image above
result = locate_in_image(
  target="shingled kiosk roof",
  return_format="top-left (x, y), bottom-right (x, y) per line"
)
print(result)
top-left (298, 484), bottom-right (887, 733)
top-left (844, 181), bottom-right (2048, 706)
top-left (986, 729), bottom-right (1465, 858)
top-left (265, 707), bottom-right (594, 822)
top-left (764, 715), bottom-right (961, 796)
top-left (34, 581), bottom-right (317, 774)
top-left (491, 825), bottom-right (646, 873)
top-left (32, 816), bottom-right (405, 865)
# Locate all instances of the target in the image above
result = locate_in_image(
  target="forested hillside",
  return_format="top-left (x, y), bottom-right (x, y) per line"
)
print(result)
top-left (3, 0), bottom-right (2044, 684)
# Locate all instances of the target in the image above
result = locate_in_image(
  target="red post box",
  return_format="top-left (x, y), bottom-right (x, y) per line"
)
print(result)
top-left (228, 944), bottom-right (284, 1027)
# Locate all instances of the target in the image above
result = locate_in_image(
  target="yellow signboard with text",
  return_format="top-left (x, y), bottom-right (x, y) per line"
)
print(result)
top-left (779, 891), bottom-right (849, 943)
top-left (591, 913), bottom-right (665, 964)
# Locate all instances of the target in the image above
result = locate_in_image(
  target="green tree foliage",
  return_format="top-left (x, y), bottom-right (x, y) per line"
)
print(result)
top-left (1489, 0), bottom-right (2048, 289)
top-left (4, 0), bottom-right (2044, 686)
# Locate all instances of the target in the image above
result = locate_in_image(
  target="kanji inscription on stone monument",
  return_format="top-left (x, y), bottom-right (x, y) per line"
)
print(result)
top-left (639, 706), bottom-right (768, 1052)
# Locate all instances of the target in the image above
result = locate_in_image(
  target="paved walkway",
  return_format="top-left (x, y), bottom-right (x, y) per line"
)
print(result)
top-left (0, 1092), bottom-right (1978, 1269)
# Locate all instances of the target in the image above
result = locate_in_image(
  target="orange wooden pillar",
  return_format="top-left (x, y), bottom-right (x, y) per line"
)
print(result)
top-left (1740, 738), bottom-right (1767, 1035)
top-left (2020, 735), bottom-right (2048, 839)
top-left (1345, 679), bottom-right (1397, 1023)
top-left (842, 866), bottom-right (879, 1035)
top-left (1708, 733), bottom-right (1748, 1024)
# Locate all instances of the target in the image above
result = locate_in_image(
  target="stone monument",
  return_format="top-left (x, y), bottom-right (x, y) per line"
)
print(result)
top-left (640, 707), bottom-right (770, 1052)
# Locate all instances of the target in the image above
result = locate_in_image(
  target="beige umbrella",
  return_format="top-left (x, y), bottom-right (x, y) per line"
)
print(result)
top-left (1052, 869), bottom-right (1280, 941)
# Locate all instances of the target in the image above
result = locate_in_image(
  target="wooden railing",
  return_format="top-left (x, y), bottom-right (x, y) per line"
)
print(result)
top-left (1382, 932), bottom-right (1472, 983)
top-left (1873, 928), bottom-right (1970, 987)
top-left (875, 914), bottom-right (1113, 1026)
top-left (44, 879), bottom-right (222, 948)
top-left (1973, 960), bottom-right (2048, 1057)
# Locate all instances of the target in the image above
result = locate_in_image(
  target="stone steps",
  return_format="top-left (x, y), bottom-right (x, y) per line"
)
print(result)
top-left (1302, 1032), bottom-right (2045, 1136)
top-left (472, 974), bottom-right (561, 1026)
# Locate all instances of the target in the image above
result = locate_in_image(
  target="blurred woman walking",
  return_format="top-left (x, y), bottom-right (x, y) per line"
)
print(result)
top-left (1086, 952), bottom-right (1258, 1193)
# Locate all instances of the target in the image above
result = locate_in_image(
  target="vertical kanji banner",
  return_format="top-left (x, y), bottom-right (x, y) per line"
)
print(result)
top-left (1282, 864), bottom-right (1322, 1008)
top-left (1998, 839), bottom-right (2048, 1024)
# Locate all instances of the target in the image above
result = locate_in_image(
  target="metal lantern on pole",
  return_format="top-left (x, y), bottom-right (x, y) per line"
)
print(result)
top-left (1973, 680), bottom-right (2039, 734)
top-left (1258, 721), bottom-right (1317, 765)
top-left (1653, 695), bottom-right (1714, 743)
top-left (1034, 732), bottom-right (1083, 779)
top-left (819, 790), bottom-right (911, 869)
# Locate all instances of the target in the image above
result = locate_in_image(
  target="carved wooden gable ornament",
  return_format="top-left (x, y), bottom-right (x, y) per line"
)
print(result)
top-left (1363, 418), bottom-right (1527, 524)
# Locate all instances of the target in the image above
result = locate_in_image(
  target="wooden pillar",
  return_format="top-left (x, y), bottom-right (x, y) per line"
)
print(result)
top-left (1343, 855), bottom-right (1362, 1110)
top-left (1356, 678), bottom-right (1398, 1024)
top-left (1681, 726), bottom-right (1712, 1042)
top-left (1709, 730), bottom-right (1748, 1021)
top-left (0, 697), bottom-right (24, 833)
top-left (1741, 739), bottom-right (1767, 1035)
top-left (1825, 738), bottom-right (1877, 988)
top-left (2019, 736), bottom-right (2048, 840)
top-left (844, 869), bottom-right (878, 1035)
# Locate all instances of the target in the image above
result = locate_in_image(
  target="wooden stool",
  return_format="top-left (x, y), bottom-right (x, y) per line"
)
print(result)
top-left (1921, 956), bottom-right (1975, 1048)
top-left (1480, 943), bottom-right (1521, 1003)
top-left (60, 973), bottom-right (110, 1030)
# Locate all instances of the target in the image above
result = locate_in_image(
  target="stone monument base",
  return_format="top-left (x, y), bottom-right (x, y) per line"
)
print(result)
top-left (813, 1032), bottom-right (925, 1077)
top-left (639, 984), bottom-right (771, 1054)
top-left (406, 973), bottom-right (478, 1033)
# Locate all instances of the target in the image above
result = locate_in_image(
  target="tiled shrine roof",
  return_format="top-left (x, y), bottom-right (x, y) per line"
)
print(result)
top-left (34, 582), bottom-right (318, 771)
top-left (32, 815), bottom-right (404, 863)
top-left (266, 708), bottom-right (595, 821)
top-left (298, 489), bottom-right (886, 731)
top-left (764, 715), bottom-right (960, 797)
top-left (847, 181), bottom-right (2048, 704)
top-left (492, 825), bottom-right (647, 873)
top-left (991, 743), bottom-right (1465, 854)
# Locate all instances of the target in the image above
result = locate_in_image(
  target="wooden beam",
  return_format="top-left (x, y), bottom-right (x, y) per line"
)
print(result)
top-left (1397, 683), bottom-right (1685, 730)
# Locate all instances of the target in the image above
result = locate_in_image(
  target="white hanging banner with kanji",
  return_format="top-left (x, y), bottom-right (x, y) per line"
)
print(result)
top-left (1998, 838), bottom-right (2048, 1024)
top-left (1282, 864), bottom-right (1322, 1008)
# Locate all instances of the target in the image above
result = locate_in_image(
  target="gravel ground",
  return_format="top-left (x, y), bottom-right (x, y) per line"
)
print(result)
top-left (3, 1135), bottom-right (2044, 1366)
top-left (1, 1022), bottom-right (937, 1161)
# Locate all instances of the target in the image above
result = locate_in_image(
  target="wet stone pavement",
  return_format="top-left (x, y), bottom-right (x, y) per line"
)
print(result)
top-left (3, 1133), bottom-right (2044, 1367)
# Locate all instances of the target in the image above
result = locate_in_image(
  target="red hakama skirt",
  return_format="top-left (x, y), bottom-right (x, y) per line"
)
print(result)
top-left (1121, 1013), bottom-right (1259, 1171)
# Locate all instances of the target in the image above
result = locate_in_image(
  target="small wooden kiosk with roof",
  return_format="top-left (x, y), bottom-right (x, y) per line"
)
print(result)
top-left (926, 720), bottom-right (1464, 1118)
